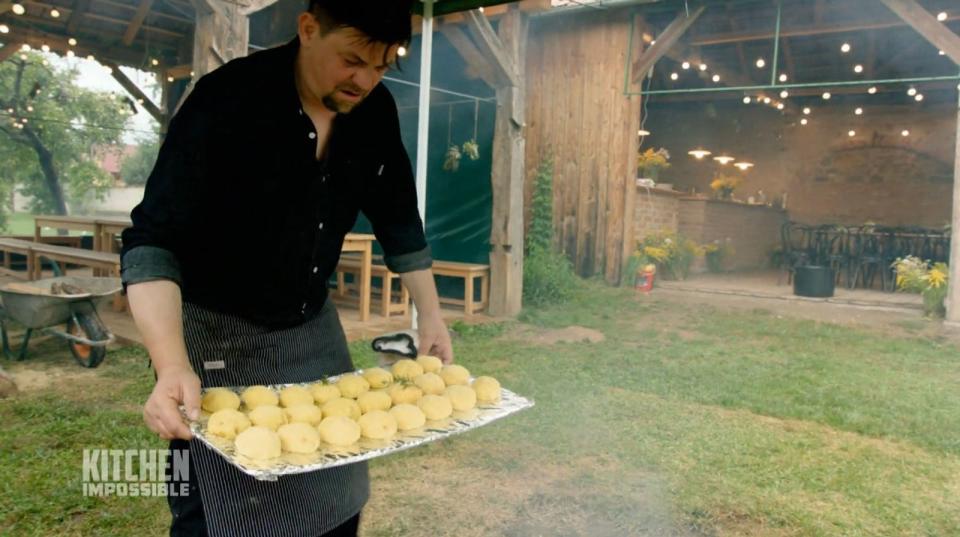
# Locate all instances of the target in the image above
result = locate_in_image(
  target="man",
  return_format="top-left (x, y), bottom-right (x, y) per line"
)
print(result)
top-left (120, 1), bottom-right (453, 535)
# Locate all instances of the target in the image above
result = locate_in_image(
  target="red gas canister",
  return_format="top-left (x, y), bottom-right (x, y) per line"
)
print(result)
top-left (634, 264), bottom-right (657, 293)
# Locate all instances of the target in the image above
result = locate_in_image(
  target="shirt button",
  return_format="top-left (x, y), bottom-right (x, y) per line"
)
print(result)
top-left (312, 266), bottom-right (319, 274)
top-left (318, 223), bottom-right (324, 230)
top-left (308, 132), bottom-right (316, 140)
top-left (298, 108), bottom-right (303, 115)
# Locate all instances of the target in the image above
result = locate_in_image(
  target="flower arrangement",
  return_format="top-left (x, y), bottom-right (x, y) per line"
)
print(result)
top-left (892, 256), bottom-right (950, 317)
top-left (710, 174), bottom-right (742, 199)
top-left (636, 148), bottom-right (671, 180)
top-left (704, 238), bottom-right (735, 273)
top-left (636, 232), bottom-right (702, 280)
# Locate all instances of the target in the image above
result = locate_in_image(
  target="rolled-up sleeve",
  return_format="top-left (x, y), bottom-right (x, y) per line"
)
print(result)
top-left (120, 78), bottom-right (214, 289)
top-left (361, 90), bottom-right (432, 274)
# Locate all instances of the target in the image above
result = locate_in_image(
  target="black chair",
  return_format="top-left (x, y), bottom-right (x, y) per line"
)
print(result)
top-left (779, 222), bottom-right (815, 285)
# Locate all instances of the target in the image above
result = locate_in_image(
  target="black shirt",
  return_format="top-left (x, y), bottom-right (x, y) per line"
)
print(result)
top-left (120, 39), bottom-right (431, 327)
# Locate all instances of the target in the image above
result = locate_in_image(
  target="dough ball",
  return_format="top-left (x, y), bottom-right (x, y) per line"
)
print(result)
top-left (445, 385), bottom-right (477, 411)
top-left (416, 355), bottom-right (443, 373)
top-left (309, 383), bottom-right (341, 405)
top-left (413, 372), bottom-right (446, 395)
top-left (418, 394), bottom-right (453, 421)
top-left (388, 383), bottom-right (423, 406)
top-left (317, 416), bottom-right (361, 447)
top-left (321, 397), bottom-right (361, 421)
top-left (472, 376), bottom-right (501, 403)
top-left (391, 359), bottom-right (424, 381)
top-left (279, 386), bottom-right (314, 408)
top-left (362, 367), bottom-right (393, 389)
top-left (357, 391), bottom-right (393, 414)
top-left (357, 410), bottom-right (398, 440)
top-left (240, 386), bottom-right (278, 410)
top-left (336, 374), bottom-right (370, 399)
top-left (389, 404), bottom-right (426, 431)
top-left (439, 364), bottom-right (471, 386)
top-left (277, 422), bottom-right (320, 454)
top-left (201, 388), bottom-right (241, 413)
top-left (234, 426), bottom-right (281, 460)
top-left (247, 405), bottom-right (287, 430)
top-left (206, 408), bottom-right (251, 440)
top-left (284, 404), bottom-right (324, 426)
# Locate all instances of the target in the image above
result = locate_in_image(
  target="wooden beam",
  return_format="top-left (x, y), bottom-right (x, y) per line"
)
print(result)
top-left (878, 0), bottom-right (960, 65)
top-left (781, 38), bottom-right (796, 81)
top-left (440, 23), bottom-right (497, 87)
top-left (947, 100), bottom-right (960, 326)
top-left (691, 14), bottom-right (960, 46)
top-left (102, 60), bottom-right (164, 122)
top-left (0, 1), bottom-right (11, 16)
top-left (0, 42), bottom-right (23, 63)
top-left (122, 0), bottom-right (155, 46)
top-left (631, 6), bottom-right (706, 84)
top-left (66, 0), bottom-right (92, 35)
top-left (2, 27), bottom-right (147, 66)
top-left (464, 9), bottom-right (519, 87)
top-left (165, 63), bottom-right (192, 79)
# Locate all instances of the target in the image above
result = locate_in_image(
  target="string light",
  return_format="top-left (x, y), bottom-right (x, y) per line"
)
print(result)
top-left (901, 129), bottom-right (910, 136)
top-left (11, 3), bottom-right (25, 15)
top-left (940, 50), bottom-right (946, 56)
top-left (915, 93), bottom-right (924, 102)
top-left (670, 72), bottom-right (679, 80)
top-left (907, 87), bottom-right (917, 96)
top-left (743, 96), bottom-right (752, 104)
top-left (0, 24), bottom-right (8, 34)
top-left (86, 54), bottom-right (95, 61)
top-left (681, 61), bottom-right (690, 69)
top-left (776, 103), bottom-right (784, 110)
top-left (848, 130), bottom-right (856, 137)
top-left (50, 8), bottom-right (60, 17)
top-left (66, 50), bottom-right (75, 58)
top-left (26, 105), bottom-right (33, 112)
top-left (712, 74), bottom-right (720, 82)
top-left (20, 44), bottom-right (30, 51)
top-left (841, 43), bottom-right (851, 53)
top-left (756, 58), bottom-right (766, 68)
top-left (937, 12), bottom-right (947, 22)
top-left (800, 118), bottom-right (809, 125)
top-left (167, 76), bottom-right (174, 82)
top-left (853, 64), bottom-right (863, 73)
top-left (638, 129), bottom-right (651, 136)
top-left (868, 86), bottom-right (877, 94)
top-left (19, 54), bottom-right (26, 60)
top-left (763, 97), bottom-right (771, 104)
top-left (803, 107), bottom-right (811, 115)
top-left (779, 74), bottom-right (788, 82)
top-left (41, 44), bottom-right (50, 53)
top-left (397, 46), bottom-right (407, 57)
top-left (151, 58), bottom-right (159, 66)
top-left (855, 107), bottom-right (863, 115)
top-left (822, 92), bottom-right (831, 100)
top-left (780, 90), bottom-right (789, 98)
top-left (68, 38), bottom-right (78, 46)
top-left (699, 63), bottom-right (708, 71)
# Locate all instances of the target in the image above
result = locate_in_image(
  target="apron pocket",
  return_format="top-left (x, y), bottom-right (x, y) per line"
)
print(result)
top-left (200, 344), bottom-right (280, 388)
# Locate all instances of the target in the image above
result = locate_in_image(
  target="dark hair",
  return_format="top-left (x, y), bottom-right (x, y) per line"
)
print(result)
top-left (308, 0), bottom-right (414, 48)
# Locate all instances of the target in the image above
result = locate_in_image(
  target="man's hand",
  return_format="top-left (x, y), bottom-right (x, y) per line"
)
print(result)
top-left (143, 364), bottom-right (202, 440)
top-left (417, 312), bottom-right (454, 364)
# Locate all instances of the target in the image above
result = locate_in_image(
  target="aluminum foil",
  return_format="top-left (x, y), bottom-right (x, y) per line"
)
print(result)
top-left (189, 375), bottom-right (534, 481)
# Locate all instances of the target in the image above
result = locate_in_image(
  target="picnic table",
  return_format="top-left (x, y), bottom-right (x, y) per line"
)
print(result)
top-left (341, 233), bottom-right (374, 322)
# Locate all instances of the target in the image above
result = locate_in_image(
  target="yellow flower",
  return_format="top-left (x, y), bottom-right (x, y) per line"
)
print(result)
top-left (643, 246), bottom-right (669, 262)
top-left (926, 268), bottom-right (947, 289)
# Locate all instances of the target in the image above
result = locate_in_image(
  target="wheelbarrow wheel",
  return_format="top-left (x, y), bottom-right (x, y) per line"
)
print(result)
top-left (66, 311), bottom-right (107, 368)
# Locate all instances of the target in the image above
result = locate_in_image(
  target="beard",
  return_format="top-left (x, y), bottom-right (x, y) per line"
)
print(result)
top-left (322, 85), bottom-right (367, 114)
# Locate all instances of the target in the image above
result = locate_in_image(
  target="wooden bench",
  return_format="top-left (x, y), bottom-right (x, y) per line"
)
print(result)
top-left (30, 243), bottom-right (121, 280)
top-left (432, 260), bottom-right (489, 316)
top-left (0, 238), bottom-right (36, 280)
top-left (336, 256), bottom-right (410, 317)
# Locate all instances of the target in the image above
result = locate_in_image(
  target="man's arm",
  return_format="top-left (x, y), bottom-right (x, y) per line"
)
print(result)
top-left (399, 269), bottom-right (453, 363)
top-left (128, 280), bottom-right (201, 440)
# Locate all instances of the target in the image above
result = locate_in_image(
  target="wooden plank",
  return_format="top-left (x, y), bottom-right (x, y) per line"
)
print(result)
top-left (464, 9), bottom-right (519, 87)
top-left (0, 1), bottom-right (11, 15)
top-left (878, 0), bottom-right (960, 65)
top-left (948, 103), bottom-right (960, 325)
top-left (440, 23), bottom-right (498, 87)
top-left (103, 60), bottom-right (164, 123)
top-left (631, 6), bottom-right (705, 84)
top-left (66, 0), bottom-right (92, 35)
top-left (122, 0), bottom-right (155, 46)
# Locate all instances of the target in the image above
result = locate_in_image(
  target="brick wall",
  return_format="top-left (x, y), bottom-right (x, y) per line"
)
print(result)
top-left (633, 186), bottom-right (681, 247)
top-left (644, 102), bottom-right (955, 228)
top-left (678, 199), bottom-right (787, 270)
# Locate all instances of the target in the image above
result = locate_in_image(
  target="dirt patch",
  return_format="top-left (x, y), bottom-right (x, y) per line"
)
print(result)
top-left (506, 325), bottom-right (606, 345)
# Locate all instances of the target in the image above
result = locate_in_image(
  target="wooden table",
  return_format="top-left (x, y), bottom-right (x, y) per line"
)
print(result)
top-left (341, 233), bottom-right (374, 322)
top-left (34, 215), bottom-right (101, 250)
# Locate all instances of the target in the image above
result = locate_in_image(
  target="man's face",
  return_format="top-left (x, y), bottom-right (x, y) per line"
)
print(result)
top-left (297, 13), bottom-right (399, 114)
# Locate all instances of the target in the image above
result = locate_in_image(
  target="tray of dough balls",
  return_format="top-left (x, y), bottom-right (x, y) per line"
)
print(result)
top-left (190, 356), bottom-right (534, 481)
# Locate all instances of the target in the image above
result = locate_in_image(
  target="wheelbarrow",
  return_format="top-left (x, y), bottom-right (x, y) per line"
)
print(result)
top-left (0, 276), bottom-right (121, 368)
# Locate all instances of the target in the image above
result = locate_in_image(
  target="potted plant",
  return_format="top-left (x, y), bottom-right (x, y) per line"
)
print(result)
top-left (891, 256), bottom-right (950, 318)
top-left (704, 238), bottom-right (735, 273)
top-left (638, 232), bottom-right (702, 280)
top-left (636, 148), bottom-right (671, 184)
top-left (710, 173), bottom-right (742, 200)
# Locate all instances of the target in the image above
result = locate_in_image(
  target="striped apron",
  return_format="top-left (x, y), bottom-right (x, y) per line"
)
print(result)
top-left (173, 298), bottom-right (369, 537)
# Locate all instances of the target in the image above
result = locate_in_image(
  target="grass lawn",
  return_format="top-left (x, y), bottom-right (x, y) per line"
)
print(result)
top-left (1, 283), bottom-right (959, 536)
top-left (3, 213), bottom-right (38, 235)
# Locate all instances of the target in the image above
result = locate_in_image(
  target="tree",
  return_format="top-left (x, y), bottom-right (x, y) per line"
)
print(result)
top-left (0, 51), bottom-right (133, 218)
top-left (120, 134), bottom-right (160, 186)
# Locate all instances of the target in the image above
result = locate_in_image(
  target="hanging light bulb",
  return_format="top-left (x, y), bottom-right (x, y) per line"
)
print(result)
top-left (50, 8), bottom-right (60, 17)
top-left (20, 43), bottom-right (31, 51)
top-left (848, 130), bottom-right (856, 137)
top-left (86, 54), bottom-right (95, 61)
top-left (151, 58), bottom-right (160, 66)
top-left (868, 86), bottom-right (877, 94)
top-left (0, 24), bottom-right (8, 34)
top-left (776, 103), bottom-right (785, 110)
top-left (688, 148), bottom-right (712, 159)
top-left (907, 87), bottom-right (917, 96)
top-left (397, 46), bottom-right (407, 57)
top-left (743, 96), bottom-right (752, 104)
top-left (66, 50), bottom-right (75, 58)
top-left (167, 75), bottom-right (174, 82)
top-left (779, 73), bottom-right (788, 82)
top-left (26, 105), bottom-right (33, 112)
top-left (800, 118), bottom-right (809, 125)
top-left (780, 90), bottom-right (789, 98)
top-left (763, 97), bottom-right (771, 104)
top-left (940, 50), bottom-right (946, 56)
top-left (937, 12), bottom-right (947, 21)
top-left (853, 64), bottom-right (863, 73)
top-left (712, 74), bottom-right (720, 82)
top-left (915, 93), bottom-right (924, 102)
top-left (68, 38), bottom-right (78, 46)
top-left (11, 3), bottom-right (25, 15)
top-left (713, 155), bottom-right (735, 165)
top-left (699, 63), bottom-right (708, 71)
top-left (841, 43), bottom-right (851, 53)
top-left (822, 92), bottom-right (832, 100)
top-left (638, 129), bottom-right (651, 136)
top-left (855, 107), bottom-right (863, 115)
top-left (681, 61), bottom-right (690, 69)
top-left (733, 162), bottom-right (754, 171)
top-left (41, 44), bottom-right (50, 53)
top-left (670, 72), bottom-right (679, 80)
top-left (756, 58), bottom-right (766, 68)
top-left (901, 129), bottom-right (910, 136)
top-left (803, 107), bottom-right (811, 115)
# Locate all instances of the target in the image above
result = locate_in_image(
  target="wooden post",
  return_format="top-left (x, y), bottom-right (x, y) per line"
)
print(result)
top-left (487, 9), bottom-right (527, 317)
top-left (947, 97), bottom-right (960, 327)
top-left (190, 0), bottom-right (249, 80)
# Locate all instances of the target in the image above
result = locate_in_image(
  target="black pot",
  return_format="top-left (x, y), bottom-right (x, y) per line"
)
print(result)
top-left (794, 265), bottom-right (835, 298)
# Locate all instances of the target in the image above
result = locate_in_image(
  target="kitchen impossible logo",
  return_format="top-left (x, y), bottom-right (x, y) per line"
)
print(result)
top-left (82, 449), bottom-right (190, 497)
